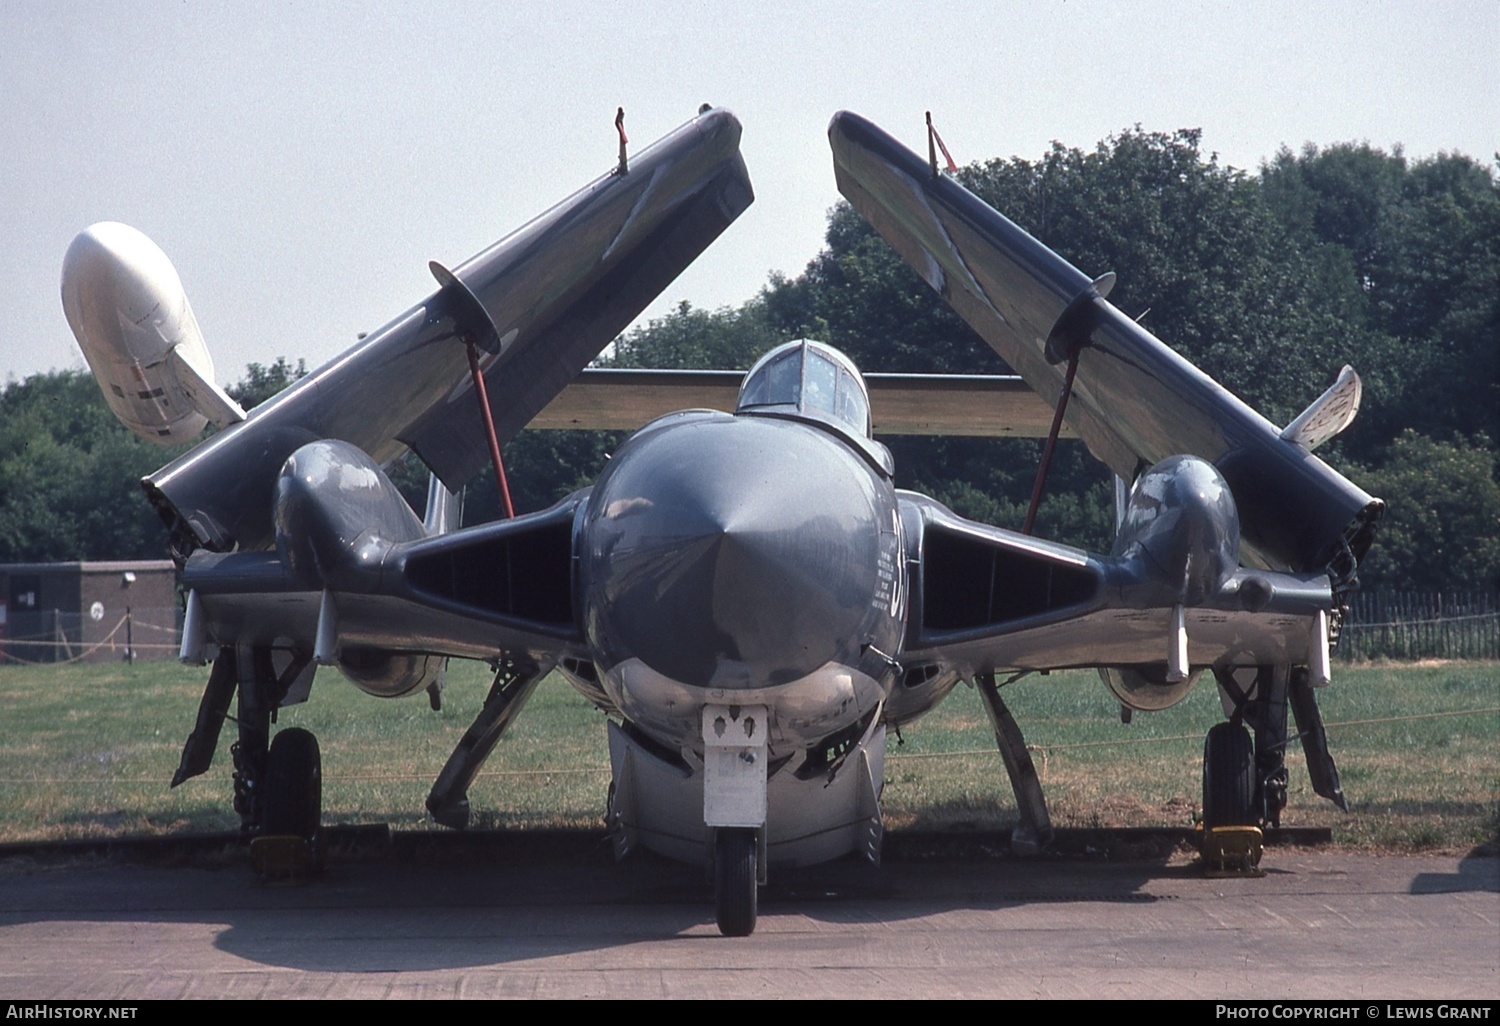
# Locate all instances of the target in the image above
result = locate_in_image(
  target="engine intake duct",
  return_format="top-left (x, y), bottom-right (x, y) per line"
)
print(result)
top-left (921, 523), bottom-right (1098, 631)
top-left (401, 494), bottom-right (580, 630)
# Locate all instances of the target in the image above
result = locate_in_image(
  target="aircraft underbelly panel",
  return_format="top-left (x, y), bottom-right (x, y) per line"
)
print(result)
top-left (191, 589), bottom-right (574, 664)
top-left (607, 714), bottom-right (885, 868)
top-left (910, 605), bottom-right (1320, 676)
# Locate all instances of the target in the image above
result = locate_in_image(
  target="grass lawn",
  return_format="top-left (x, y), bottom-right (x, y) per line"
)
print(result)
top-left (1, 658), bottom-right (1495, 852)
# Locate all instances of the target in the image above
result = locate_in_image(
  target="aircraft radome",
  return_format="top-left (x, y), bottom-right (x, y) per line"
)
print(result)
top-left (61, 107), bottom-right (1381, 936)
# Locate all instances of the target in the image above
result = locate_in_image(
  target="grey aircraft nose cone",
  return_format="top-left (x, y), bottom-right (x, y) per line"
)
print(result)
top-left (584, 415), bottom-right (882, 688)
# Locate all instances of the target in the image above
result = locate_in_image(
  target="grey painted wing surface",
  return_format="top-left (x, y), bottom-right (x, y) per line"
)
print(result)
top-left (828, 111), bottom-right (1379, 574)
top-left (146, 108), bottom-right (752, 553)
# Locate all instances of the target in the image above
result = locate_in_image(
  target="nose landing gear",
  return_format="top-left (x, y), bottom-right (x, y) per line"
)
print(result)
top-left (715, 827), bottom-right (759, 937)
top-left (703, 704), bottom-right (768, 936)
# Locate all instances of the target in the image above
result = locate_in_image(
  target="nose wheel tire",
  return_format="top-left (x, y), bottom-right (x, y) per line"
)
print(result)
top-left (715, 828), bottom-right (758, 937)
top-left (263, 727), bottom-right (323, 859)
top-left (1202, 721), bottom-right (1255, 829)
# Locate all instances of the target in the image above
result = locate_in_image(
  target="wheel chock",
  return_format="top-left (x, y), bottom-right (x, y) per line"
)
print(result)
top-left (251, 834), bottom-right (317, 885)
top-left (1201, 825), bottom-right (1265, 878)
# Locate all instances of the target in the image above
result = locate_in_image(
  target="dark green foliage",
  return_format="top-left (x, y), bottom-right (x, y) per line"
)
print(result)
top-left (606, 298), bottom-right (786, 371)
top-left (0, 361), bottom-right (307, 563)
top-left (0, 371), bottom-right (189, 563)
top-left (458, 298), bottom-right (794, 526)
top-left (227, 357), bottom-right (307, 410)
top-left (761, 205), bottom-right (1000, 374)
top-left (1260, 144), bottom-right (1500, 446)
top-left (956, 129), bottom-right (1393, 430)
top-left (464, 430), bottom-right (624, 523)
top-left (1350, 431), bottom-right (1500, 591)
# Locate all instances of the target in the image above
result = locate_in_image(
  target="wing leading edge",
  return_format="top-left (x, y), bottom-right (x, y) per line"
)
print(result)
top-left (828, 111), bottom-right (1380, 575)
top-left (146, 107), bottom-right (753, 554)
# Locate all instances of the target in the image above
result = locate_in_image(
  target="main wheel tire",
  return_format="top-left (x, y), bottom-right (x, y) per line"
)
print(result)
top-left (714, 828), bottom-right (758, 937)
top-left (1202, 721), bottom-right (1256, 829)
top-left (263, 727), bottom-right (322, 842)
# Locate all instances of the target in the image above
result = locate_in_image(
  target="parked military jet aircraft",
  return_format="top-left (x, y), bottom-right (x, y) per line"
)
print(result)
top-left (62, 108), bottom-right (1380, 936)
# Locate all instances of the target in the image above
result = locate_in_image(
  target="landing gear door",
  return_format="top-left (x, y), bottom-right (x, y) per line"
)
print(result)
top-left (702, 704), bottom-right (768, 828)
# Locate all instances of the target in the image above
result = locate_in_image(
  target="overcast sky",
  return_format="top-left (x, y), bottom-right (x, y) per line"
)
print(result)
top-left (4, 0), bottom-right (1495, 384)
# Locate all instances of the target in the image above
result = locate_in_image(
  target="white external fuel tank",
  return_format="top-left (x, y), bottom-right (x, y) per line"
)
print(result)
top-left (61, 222), bottom-right (245, 445)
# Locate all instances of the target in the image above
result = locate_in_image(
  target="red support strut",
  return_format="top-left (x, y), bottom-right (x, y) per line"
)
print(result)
top-left (615, 107), bottom-right (629, 175)
top-left (1021, 347), bottom-right (1081, 536)
top-left (465, 339), bottom-right (515, 520)
top-left (926, 111), bottom-right (958, 177)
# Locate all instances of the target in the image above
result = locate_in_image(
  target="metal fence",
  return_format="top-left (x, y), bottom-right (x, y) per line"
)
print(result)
top-left (1336, 591), bottom-right (1500, 662)
top-left (0, 606), bottom-right (183, 665)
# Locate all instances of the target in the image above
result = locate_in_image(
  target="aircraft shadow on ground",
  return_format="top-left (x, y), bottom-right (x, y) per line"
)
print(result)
top-left (13, 827), bottom-right (1454, 974)
top-left (209, 844), bottom-right (1182, 973)
top-left (1409, 850), bottom-right (1500, 895)
top-left (0, 828), bottom-right (1206, 973)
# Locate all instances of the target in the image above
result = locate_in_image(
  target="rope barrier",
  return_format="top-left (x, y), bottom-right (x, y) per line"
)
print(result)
top-left (884, 705), bottom-right (1500, 762)
top-left (1, 638), bottom-right (179, 651)
top-left (1343, 612), bottom-right (1499, 628)
top-left (0, 615), bottom-right (132, 666)
top-left (0, 767), bottom-right (614, 785)
top-left (7, 708), bottom-right (1492, 787)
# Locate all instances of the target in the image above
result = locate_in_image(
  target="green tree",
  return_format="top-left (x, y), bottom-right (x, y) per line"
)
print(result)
top-left (1260, 145), bottom-right (1500, 446)
top-left (0, 360), bottom-right (315, 563)
top-left (956, 129), bottom-right (1400, 430)
top-left (763, 203), bottom-right (997, 374)
top-left (9, 129), bottom-right (1490, 594)
top-left (228, 357), bottom-right (307, 409)
top-left (0, 371), bottom-right (188, 562)
top-left (1351, 432), bottom-right (1500, 591)
top-left (605, 298), bottom-right (786, 370)
top-left (760, 127), bottom-right (1366, 544)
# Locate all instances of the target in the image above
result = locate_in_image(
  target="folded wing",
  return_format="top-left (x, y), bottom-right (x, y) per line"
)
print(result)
top-left (148, 108), bottom-right (753, 554)
top-left (828, 111), bottom-right (1379, 575)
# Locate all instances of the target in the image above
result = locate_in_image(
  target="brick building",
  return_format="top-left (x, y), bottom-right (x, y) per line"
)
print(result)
top-left (0, 560), bottom-right (180, 664)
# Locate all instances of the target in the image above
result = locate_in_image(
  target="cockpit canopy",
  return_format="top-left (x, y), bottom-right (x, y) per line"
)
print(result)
top-left (736, 340), bottom-right (873, 438)
top-left (735, 340), bottom-right (892, 476)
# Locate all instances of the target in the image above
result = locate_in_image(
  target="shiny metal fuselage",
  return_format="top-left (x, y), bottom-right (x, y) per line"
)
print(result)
top-left (577, 409), bottom-right (905, 757)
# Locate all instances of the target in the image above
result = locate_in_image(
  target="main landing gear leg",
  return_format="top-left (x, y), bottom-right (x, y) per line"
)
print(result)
top-left (975, 672), bottom-right (1054, 857)
top-left (426, 653), bottom-right (547, 829)
top-left (171, 649), bottom-right (238, 789)
top-left (1289, 667), bottom-right (1347, 811)
top-left (231, 647), bottom-right (275, 836)
top-left (224, 647), bottom-right (320, 879)
top-left (1203, 665), bottom-right (1287, 876)
top-left (172, 645), bottom-right (321, 877)
top-left (1202, 663), bottom-right (1349, 874)
top-left (1252, 665), bottom-right (1290, 829)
